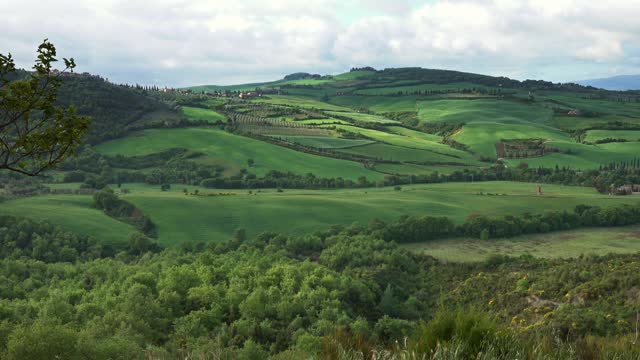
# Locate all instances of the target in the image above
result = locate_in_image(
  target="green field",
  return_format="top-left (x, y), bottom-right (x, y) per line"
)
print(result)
top-left (585, 130), bottom-right (640, 143)
top-left (4, 182), bottom-right (638, 246)
top-left (324, 111), bottom-right (400, 124)
top-left (255, 95), bottom-right (349, 111)
top-left (95, 128), bottom-right (381, 180)
top-left (505, 141), bottom-right (640, 169)
top-left (339, 143), bottom-right (470, 164)
top-left (373, 163), bottom-right (475, 175)
top-left (418, 99), bottom-right (566, 157)
top-left (405, 226), bottom-right (640, 262)
top-left (354, 82), bottom-right (489, 95)
top-left (272, 135), bottom-right (373, 149)
top-left (329, 95), bottom-right (418, 113)
top-left (180, 106), bottom-right (227, 123)
top-left (327, 125), bottom-right (474, 158)
top-left (0, 195), bottom-right (135, 244)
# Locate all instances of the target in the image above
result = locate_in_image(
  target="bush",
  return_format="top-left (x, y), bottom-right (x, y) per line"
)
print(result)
top-left (411, 308), bottom-right (497, 357)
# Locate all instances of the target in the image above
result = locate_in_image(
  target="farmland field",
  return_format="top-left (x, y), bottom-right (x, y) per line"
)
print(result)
top-left (585, 130), bottom-right (640, 143)
top-left (0, 195), bottom-right (135, 245)
top-left (4, 182), bottom-right (637, 246)
top-left (338, 143), bottom-right (470, 163)
top-left (353, 82), bottom-right (489, 95)
top-left (180, 106), bottom-right (227, 123)
top-left (255, 95), bottom-right (349, 110)
top-left (326, 124), bottom-right (477, 160)
top-left (95, 128), bottom-right (382, 179)
top-left (329, 95), bottom-right (418, 113)
top-left (271, 135), bottom-right (374, 149)
top-left (324, 111), bottom-right (400, 124)
top-left (405, 226), bottom-right (640, 262)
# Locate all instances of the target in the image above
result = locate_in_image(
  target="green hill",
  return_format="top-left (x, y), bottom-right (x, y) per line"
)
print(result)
top-left (6, 66), bottom-right (639, 249)
top-left (56, 74), bottom-right (183, 143)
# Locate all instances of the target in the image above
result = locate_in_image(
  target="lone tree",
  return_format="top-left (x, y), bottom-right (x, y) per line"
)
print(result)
top-left (0, 40), bottom-right (90, 175)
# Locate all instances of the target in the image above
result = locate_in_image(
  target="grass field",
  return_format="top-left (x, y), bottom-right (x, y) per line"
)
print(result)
top-left (5, 182), bottom-right (638, 246)
top-left (326, 125), bottom-right (477, 161)
top-left (373, 163), bottom-right (476, 175)
top-left (417, 99), bottom-right (566, 157)
top-left (504, 141), bottom-right (640, 169)
top-left (0, 195), bottom-right (135, 245)
top-left (95, 128), bottom-right (382, 180)
top-left (417, 99), bottom-right (552, 125)
top-left (405, 226), bottom-right (640, 262)
top-left (325, 111), bottom-right (400, 124)
top-left (585, 130), bottom-right (640, 143)
top-left (180, 106), bottom-right (227, 123)
top-left (538, 92), bottom-right (640, 119)
top-left (272, 135), bottom-right (374, 149)
top-left (455, 122), bottom-right (569, 158)
top-left (339, 143), bottom-right (470, 164)
top-left (354, 82), bottom-right (489, 95)
top-left (329, 96), bottom-right (418, 113)
top-left (297, 119), bottom-right (351, 125)
top-left (255, 95), bottom-right (349, 111)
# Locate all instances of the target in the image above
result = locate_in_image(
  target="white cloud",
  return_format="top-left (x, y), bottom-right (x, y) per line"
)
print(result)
top-left (2, 0), bottom-right (640, 85)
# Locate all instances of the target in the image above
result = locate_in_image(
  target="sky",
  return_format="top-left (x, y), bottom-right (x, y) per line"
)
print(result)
top-left (2, 0), bottom-right (640, 87)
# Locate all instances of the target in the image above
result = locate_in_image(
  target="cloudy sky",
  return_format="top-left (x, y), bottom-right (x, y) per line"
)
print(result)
top-left (2, 0), bottom-right (640, 87)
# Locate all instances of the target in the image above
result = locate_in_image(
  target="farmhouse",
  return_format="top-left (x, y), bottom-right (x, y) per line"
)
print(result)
top-left (239, 91), bottom-right (259, 99)
top-left (611, 184), bottom-right (640, 195)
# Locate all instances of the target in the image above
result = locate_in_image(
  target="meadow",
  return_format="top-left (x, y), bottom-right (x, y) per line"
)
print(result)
top-left (504, 141), bottom-right (640, 169)
top-left (585, 130), bottom-right (640, 142)
top-left (326, 124), bottom-right (477, 160)
top-left (180, 106), bottom-right (227, 123)
top-left (328, 95), bottom-right (418, 113)
top-left (353, 82), bottom-right (489, 95)
top-left (270, 135), bottom-right (373, 149)
top-left (0, 195), bottom-right (135, 244)
top-left (405, 225), bottom-right (640, 262)
top-left (94, 128), bottom-right (381, 179)
top-left (324, 111), bottom-right (400, 124)
top-left (3, 182), bottom-right (638, 247)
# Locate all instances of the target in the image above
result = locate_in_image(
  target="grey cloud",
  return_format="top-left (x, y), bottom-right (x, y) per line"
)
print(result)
top-left (2, 0), bottom-right (639, 86)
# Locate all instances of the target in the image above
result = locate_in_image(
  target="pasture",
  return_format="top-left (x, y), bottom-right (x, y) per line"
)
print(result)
top-left (326, 124), bottom-right (476, 160)
top-left (324, 111), bottom-right (400, 124)
top-left (405, 226), bottom-right (640, 262)
top-left (353, 82), bottom-right (489, 95)
top-left (180, 106), bottom-right (227, 123)
top-left (272, 135), bottom-right (373, 149)
top-left (4, 182), bottom-right (637, 246)
top-left (0, 195), bottom-right (135, 245)
top-left (255, 95), bottom-right (349, 111)
top-left (585, 130), bottom-right (640, 143)
top-left (95, 128), bottom-right (382, 180)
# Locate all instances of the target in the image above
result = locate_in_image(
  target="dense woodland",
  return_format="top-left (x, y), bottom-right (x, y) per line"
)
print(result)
top-left (2, 214), bottom-right (640, 359)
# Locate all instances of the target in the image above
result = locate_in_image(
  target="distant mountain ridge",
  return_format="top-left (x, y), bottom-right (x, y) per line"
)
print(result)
top-left (577, 74), bottom-right (640, 91)
top-left (188, 67), bottom-right (594, 93)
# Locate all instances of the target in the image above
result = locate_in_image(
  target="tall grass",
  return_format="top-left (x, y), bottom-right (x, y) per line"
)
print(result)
top-left (318, 309), bottom-right (640, 360)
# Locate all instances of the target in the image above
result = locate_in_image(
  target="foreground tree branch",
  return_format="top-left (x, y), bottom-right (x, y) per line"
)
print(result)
top-left (0, 39), bottom-right (90, 175)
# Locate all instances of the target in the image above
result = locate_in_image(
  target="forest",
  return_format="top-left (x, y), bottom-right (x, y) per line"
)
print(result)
top-left (2, 213), bottom-right (640, 359)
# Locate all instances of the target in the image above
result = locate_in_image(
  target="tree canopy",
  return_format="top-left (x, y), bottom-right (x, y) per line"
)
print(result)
top-left (0, 40), bottom-right (90, 175)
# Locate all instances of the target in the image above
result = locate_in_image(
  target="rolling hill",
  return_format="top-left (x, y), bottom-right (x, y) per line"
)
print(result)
top-left (4, 66), bottom-right (639, 249)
